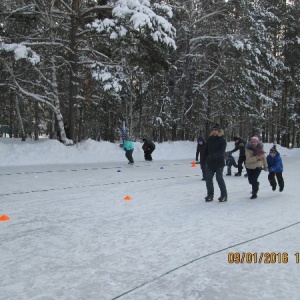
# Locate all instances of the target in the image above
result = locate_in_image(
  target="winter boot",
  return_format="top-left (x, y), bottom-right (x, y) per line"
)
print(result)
top-left (272, 185), bottom-right (276, 191)
top-left (218, 196), bottom-right (228, 202)
top-left (235, 173), bottom-right (241, 176)
top-left (205, 195), bottom-right (213, 202)
top-left (250, 194), bottom-right (257, 199)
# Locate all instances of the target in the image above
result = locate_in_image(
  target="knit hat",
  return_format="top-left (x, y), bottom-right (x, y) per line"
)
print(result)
top-left (197, 137), bottom-right (204, 143)
top-left (233, 136), bottom-right (239, 141)
top-left (211, 123), bottom-right (221, 131)
top-left (269, 145), bottom-right (278, 154)
top-left (251, 136), bottom-right (259, 142)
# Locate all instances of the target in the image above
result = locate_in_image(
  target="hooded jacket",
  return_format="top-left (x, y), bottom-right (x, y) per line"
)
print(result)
top-left (142, 139), bottom-right (155, 152)
top-left (230, 138), bottom-right (246, 156)
top-left (203, 130), bottom-right (226, 169)
top-left (196, 137), bottom-right (206, 164)
top-left (267, 152), bottom-right (283, 173)
top-left (123, 139), bottom-right (134, 151)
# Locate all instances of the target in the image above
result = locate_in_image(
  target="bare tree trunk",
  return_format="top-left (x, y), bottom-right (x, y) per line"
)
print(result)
top-left (34, 101), bottom-right (39, 140)
top-left (9, 91), bottom-right (14, 138)
top-left (50, 56), bottom-right (72, 145)
top-left (68, 0), bottom-right (81, 142)
top-left (15, 94), bottom-right (26, 141)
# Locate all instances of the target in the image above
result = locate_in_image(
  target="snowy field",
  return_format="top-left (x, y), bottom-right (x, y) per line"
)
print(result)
top-left (0, 137), bottom-right (300, 300)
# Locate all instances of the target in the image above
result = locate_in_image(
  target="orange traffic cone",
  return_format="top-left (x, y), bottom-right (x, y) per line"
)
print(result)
top-left (123, 195), bottom-right (132, 200)
top-left (191, 160), bottom-right (196, 167)
top-left (0, 215), bottom-right (10, 222)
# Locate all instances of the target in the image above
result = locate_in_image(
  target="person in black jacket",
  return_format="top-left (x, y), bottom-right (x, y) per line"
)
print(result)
top-left (203, 124), bottom-right (227, 202)
top-left (196, 136), bottom-right (206, 180)
top-left (142, 138), bottom-right (156, 161)
top-left (229, 136), bottom-right (246, 176)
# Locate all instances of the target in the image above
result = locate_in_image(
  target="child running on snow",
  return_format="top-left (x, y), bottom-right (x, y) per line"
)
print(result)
top-left (225, 151), bottom-right (238, 176)
top-left (267, 145), bottom-right (284, 192)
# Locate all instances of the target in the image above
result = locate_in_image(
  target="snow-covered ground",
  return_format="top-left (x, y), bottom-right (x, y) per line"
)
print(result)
top-left (1, 137), bottom-right (299, 300)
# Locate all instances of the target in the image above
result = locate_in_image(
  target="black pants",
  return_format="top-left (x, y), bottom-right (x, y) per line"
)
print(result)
top-left (200, 162), bottom-right (206, 179)
top-left (206, 166), bottom-right (227, 197)
top-left (144, 149), bottom-right (154, 161)
top-left (246, 168), bottom-right (261, 194)
top-left (237, 155), bottom-right (246, 174)
top-left (268, 172), bottom-right (284, 190)
top-left (227, 160), bottom-right (238, 175)
top-left (125, 150), bottom-right (134, 163)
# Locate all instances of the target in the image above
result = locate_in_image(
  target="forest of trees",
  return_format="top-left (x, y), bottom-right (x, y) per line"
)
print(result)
top-left (0, 0), bottom-right (299, 147)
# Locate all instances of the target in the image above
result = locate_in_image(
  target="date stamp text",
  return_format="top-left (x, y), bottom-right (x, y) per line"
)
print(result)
top-left (228, 252), bottom-right (300, 264)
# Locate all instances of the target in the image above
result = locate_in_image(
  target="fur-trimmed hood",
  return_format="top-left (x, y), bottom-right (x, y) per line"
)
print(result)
top-left (245, 141), bottom-right (264, 151)
top-left (210, 129), bottom-right (224, 137)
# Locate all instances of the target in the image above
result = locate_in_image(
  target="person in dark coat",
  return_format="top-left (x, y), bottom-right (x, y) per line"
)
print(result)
top-left (229, 136), bottom-right (246, 176)
top-left (203, 124), bottom-right (228, 202)
top-left (196, 136), bottom-right (206, 180)
top-left (267, 145), bottom-right (284, 192)
top-left (142, 138), bottom-right (155, 161)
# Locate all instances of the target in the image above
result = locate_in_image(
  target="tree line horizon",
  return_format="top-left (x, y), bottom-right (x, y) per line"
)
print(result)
top-left (0, 0), bottom-right (299, 148)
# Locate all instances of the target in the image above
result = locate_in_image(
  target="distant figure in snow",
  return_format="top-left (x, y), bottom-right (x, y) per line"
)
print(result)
top-left (196, 136), bottom-right (206, 180)
top-left (267, 145), bottom-right (284, 192)
top-left (123, 136), bottom-right (134, 165)
top-left (142, 137), bottom-right (155, 161)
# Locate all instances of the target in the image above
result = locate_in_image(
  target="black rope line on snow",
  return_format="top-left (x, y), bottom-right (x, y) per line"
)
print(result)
top-left (111, 221), bottom-right (300, 300)
top-left (0, 174), bottom-right (201, 196)
top-left (0, 162), bottom-right (188, 177)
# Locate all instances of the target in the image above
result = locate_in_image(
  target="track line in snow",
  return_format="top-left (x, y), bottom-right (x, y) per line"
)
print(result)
top-left (0, 174), bottom-right (201, 196)
top-left (111, 221), bottom-right (300, 300)
top-left (0, 162), bottom-right (188, 177)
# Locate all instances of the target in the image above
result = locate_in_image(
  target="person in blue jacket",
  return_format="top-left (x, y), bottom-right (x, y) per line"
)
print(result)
top-left (123, 136), bottom-right (134, 165)
top-left (267, 145), bottom-right (284, 192)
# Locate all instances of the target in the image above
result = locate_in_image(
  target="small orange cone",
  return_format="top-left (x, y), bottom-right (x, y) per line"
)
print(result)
top-left (0, 215), bottom-right (10, 222)
top-left (123, 195), bottom-right (132, 200)
top-left (191, 160), bottom-right (196, 167)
